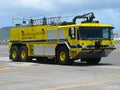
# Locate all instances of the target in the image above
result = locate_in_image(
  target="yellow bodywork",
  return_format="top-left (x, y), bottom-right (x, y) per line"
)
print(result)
top-left (9, 22), bottom-right (115, 59)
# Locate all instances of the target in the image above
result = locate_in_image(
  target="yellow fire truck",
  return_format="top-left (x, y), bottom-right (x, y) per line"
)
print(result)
top-left (9, 12), bottom-right (116, 65)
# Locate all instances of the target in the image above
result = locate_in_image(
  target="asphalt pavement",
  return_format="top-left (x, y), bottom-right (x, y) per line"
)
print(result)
top-left (0, 44), bottom-right (120, 90)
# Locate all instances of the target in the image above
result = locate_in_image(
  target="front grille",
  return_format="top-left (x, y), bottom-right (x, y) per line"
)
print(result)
top-left (95, 41), bottom-right (101, 49)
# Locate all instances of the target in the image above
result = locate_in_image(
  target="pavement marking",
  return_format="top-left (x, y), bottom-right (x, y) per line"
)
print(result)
top-left (94, 66), bottom-right (120, 69)
top-left (9, 62), bottom-right (40, 66)
top-left (1, 71), bottom-right (24, 74)
top-left (97, 74), bottom-right (120, 77)
top-left (0, 57), bottom-right (9, 61)
top-left (0, 52), bottom-right (8, 54)
top-left (46, 81), bottom-right (109, 90)
top-left (0, 57), bottom-right (9, 58)
top-left (0, 76), bottom-right (59, 84)
top-left (0, 67), bottom-right (8, 70)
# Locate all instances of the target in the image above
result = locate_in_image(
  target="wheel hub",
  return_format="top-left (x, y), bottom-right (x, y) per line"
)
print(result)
top-left (60, 51), bottom-right (66, 61)
top-left (12, 50), bottom-right (17, 59)
top-left (21, 50), bottom-right (26, 59)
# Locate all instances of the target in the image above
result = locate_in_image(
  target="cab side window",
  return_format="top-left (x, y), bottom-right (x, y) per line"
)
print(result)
top-left (69, 27), bottom-right (76, 39)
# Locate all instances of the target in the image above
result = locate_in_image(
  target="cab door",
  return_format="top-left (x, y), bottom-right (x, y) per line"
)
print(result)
top-left (68, 26), bottom-right (79, 56)
top-left (68, 27), bottom-right (78, 46)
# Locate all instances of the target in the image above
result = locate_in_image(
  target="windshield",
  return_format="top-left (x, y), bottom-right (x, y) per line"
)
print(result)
top-left (79, 27), bottom-right (113, 40)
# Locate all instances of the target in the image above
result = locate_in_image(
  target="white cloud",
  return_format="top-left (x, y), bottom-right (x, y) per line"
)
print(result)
top-left (15, 0), bottom-right (55, 10)
top-left (0, 0), bottom-right (120, 33)
top-left (1, 0), bottom-right (119, 15)
top-left (94, 9), bottom-right (120, 33)
top-left (13, 0), bottom-right (120, 13)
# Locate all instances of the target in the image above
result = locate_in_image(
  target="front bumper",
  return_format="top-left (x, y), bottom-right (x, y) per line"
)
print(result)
top-left (75, 48), bottom-right (116, 59)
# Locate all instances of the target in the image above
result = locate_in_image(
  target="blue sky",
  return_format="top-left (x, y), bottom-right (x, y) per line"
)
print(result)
top-left (0, 0), bottom-right (120, 33)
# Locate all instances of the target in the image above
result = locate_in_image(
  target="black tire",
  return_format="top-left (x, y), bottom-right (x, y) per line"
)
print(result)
top-left (10, 46), bottom-right (20, 62)
top-left (19, 46), bottom-right (32, 62)
top-left (86, 58), bottom-right (101, 65)
top-left (56, 46), bottom-right (73, 65)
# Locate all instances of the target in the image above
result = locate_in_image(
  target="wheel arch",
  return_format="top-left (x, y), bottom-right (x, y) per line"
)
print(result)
top-left (56, 44), bottom-right (69, 52)
top-left (11, 43), bottom-right (27, 50)
top-left (55, 44), bottom-right (74, 65)
top-left (55, 43), bottom-right (70, 57)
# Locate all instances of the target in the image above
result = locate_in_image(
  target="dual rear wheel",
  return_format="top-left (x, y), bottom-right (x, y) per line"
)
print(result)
top-left (10, 46), bottom-right (31, 62)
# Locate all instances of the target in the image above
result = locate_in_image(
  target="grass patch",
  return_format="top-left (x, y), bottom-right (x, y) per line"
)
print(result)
top-left (0, 42), bottom-right (9, 45)
top-left (115, 41), bottom-right (120, 44)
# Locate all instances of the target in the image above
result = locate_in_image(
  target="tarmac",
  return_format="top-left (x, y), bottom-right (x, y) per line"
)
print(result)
top-left (0, 44), bottom-right (120, 90)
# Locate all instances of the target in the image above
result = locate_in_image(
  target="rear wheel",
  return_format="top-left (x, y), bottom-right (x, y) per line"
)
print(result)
top-left (10, 46), bottom-right (20, 62)
top-left (86, 58), bottom-right (101, 65)
top-left (56, 46), bottom-right (73, 65)
top-left (19, 46), bottom-right (32, 62)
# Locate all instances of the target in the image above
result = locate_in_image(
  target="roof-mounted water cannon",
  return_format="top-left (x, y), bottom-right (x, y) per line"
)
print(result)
top-left (73, 12), bottom-right (95, 24)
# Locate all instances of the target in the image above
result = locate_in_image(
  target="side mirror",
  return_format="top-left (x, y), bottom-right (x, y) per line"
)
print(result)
top-left (69, 27), bottom-right (76, 39)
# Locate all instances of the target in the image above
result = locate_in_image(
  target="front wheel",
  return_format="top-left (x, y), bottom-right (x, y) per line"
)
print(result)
top-left (19, 46), bottom-right (32, 62)
top-left (56, 46), bottom-right (73, 65)
top-left (86, 58), bottom-right (101, 65)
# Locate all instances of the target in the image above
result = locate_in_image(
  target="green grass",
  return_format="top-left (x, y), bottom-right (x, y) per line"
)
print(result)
top-left (115, 41), bottom-right (120, 44)
top-left (0, 42), bottom-right (9, 45)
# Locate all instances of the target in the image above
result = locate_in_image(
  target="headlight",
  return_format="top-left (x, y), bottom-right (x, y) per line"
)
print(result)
top-left (82, 46), bottom-right (87, 48)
